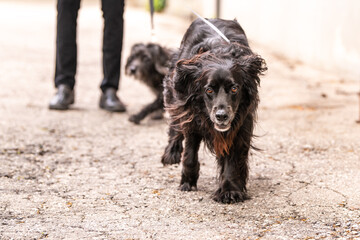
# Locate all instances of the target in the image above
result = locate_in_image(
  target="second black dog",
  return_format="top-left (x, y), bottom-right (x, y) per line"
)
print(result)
top-left (125, 43), bottom-right (173, 124)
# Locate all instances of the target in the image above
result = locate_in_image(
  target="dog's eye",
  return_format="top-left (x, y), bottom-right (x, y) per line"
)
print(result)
top-left (206, 88), bottom-right (213, 94)
top-left (231, 86), bottom-right (238, 93)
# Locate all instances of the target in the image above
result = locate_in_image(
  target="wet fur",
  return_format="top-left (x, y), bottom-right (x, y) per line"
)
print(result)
top-left (161, 18), bottom-right (267, 203)
top-left (125, 43), bottom-right (173, 124)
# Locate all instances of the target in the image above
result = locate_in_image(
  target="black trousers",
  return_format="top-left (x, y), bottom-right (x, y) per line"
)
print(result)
top-left (55, 0), bottom-right (124, 92)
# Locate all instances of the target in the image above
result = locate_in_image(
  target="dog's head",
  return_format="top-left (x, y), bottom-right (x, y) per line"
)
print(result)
top-left (172, 44), bottom-right (266, 132)
top-left (203, 67), bottom-right (242, 132)
top-left (125, 43), bottom-right (169, 80)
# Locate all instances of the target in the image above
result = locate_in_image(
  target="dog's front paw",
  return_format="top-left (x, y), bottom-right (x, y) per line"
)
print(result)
top-left (161, 151), bottom-right (181, 165)
top-left (212, 189), bottom-right (247, 204)
top-left (179, 182), bottom-right (197, 191)
top-left (128, 114), bottom-right (141, 124)
top-left (179, 169), bottom-right (199, 191)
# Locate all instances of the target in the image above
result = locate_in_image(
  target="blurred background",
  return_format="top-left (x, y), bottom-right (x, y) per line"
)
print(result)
top-left (133, 0), bottom-right (360, 78)
top-left (1, 0), bottom-right (359, 79)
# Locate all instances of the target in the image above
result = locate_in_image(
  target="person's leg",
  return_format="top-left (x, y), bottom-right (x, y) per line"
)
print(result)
top-left (100, 0), bottom-right (124, 92)
top-left (54, 0), bottom-right (81, 89)
top-left (50, 0), bottom-right (80, 110)
top-left (99, 0), bottom-right (126, 112)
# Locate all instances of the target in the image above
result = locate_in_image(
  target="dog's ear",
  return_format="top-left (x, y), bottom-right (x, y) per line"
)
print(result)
top-left (232, 54), bottom-right (266, 86)
top-left (153, 46), bottom-right (169, 75)
top-left (131, 43), bottom-right (144, 52)
top-left (232, 54), bottom-right (266, 111)
top-left (155, 61), bottom-right (169, 76)
top-left (147, 44), bottom-right (170, 75)
top-left (241, 54), bottom-right (267, 85)
top-left (173, 57), bottom-right (202, 95)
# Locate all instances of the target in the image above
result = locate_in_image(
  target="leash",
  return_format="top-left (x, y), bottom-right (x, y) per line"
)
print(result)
top-left (148, 3), bottom-right (228, 44)
top-left (149, 0), bottom-right (157, 42)
top-left (190, 9), bottom-right (230, 44)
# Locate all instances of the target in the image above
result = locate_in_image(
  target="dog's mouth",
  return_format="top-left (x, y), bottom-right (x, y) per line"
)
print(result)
top-left (125, 58), bottom-right (141, 77)
top-left (210, 108), bottom-right (234, 132)
top-left (214, 122), bottom-right (231, 132)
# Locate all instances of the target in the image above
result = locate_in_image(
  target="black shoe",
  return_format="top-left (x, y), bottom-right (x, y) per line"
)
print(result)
top-left (99, 88), bottom-right (126, 112)
top-left (49, 84), bottom-right (74, 110)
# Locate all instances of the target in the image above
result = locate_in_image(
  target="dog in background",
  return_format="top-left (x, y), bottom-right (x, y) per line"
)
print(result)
top-left (125, 43), bottom-right (173, 124)
top-left (161, 18), bottom-right (267, 203)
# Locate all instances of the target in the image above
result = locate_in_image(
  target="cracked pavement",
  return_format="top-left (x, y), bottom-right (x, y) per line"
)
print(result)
top-left (0, 1), bottom-right (360, 239)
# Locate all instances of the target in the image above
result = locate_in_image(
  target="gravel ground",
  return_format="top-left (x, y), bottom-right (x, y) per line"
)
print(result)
top-left (1, 1), bottom-right (360, 239)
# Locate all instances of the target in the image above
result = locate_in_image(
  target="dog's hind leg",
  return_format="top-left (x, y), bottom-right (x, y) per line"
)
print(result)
top-left (161, 125), bottom-right (184, 165)
top-left (129, 94), bottom-right (163, 124)
top-left (179, 133), bottom-right (202, 191)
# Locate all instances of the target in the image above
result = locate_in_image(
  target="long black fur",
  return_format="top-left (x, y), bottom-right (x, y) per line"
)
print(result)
top-left (125, 43), bottom-right (173, 124)
top-left (161, 18), bottom-right (267, 204)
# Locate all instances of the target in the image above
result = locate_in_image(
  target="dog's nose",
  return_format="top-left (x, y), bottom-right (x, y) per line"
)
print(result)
top-left (130, 66), bottom-right (137, 74)
top-left (215, 109), bottom-right (229, 122)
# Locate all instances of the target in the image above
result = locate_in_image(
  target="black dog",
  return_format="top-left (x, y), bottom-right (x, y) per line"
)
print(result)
top-left (125, 43), bottom-right (173, 124)
top-left (161, 18), bottom-right (267, 203)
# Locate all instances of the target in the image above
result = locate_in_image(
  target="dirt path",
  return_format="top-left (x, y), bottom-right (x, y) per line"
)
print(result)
top-left (1, 2), bottom-right (359, 239)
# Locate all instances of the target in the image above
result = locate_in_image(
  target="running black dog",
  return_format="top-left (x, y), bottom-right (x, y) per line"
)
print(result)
top-left (161, 18), bottom-right (267, 203)
top-left (125, 43), bottom-right (173, 124)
